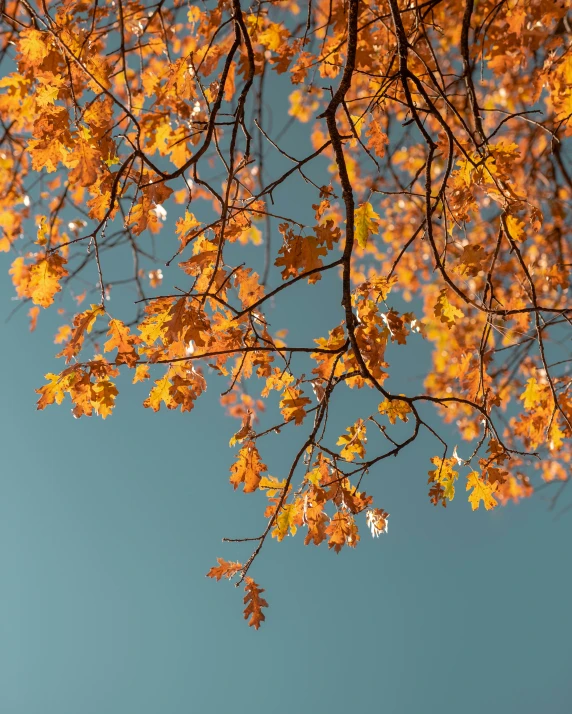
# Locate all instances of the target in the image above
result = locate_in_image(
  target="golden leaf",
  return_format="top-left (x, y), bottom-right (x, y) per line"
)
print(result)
top-left (354, 201), bottom-right (380, 249)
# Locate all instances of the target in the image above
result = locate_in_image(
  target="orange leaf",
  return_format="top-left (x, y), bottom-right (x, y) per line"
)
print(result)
top-left (28, 253), bottom-right (68, 308)
top-left (243, 577), bottom-right (268, 629)
top-left (325, 512), bottom-right (360, 553)
top-left (28, 306), bottom-right (40, 332)
top-left (57, 304), bottom-right (105, 363)
top-left (279, 386), bottom-right (312, 425)
top-left (206, 558), bottom-right (243, 581)
top-left (104, 318), bottom-right (140, 367)
top-left (229, 441), bottom-right (267, 493)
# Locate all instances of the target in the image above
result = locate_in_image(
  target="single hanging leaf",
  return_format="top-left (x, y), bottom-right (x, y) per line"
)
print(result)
top-left (354, 201), bottom-right (380, 249)
top-left (206, 558), bottom-right (243, 581)
top-left (243, 578), bottom-right (268, 629)
top-left (229, 441), bottom-right (267, 493)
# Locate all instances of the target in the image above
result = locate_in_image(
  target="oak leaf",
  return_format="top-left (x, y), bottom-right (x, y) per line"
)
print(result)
top-left (365, 121), bottom-right (389, 159)
top-left (303, 489), bottom-right (329, 546)
top-left (104, 319), bottom-right (140, 368)
top-left (466, 472), bottom-right (498, 511)
top-left (36, 372), bottom-right (70, 411)
top-left (378, 397), bottom-right (411, 424)
top-left (434, 289), bottom-right (463, 328)
top-left (275, 228), bottom-right (327, 283)
top-left (28, 253), bottom-right (68, 308)
top-left (229, 441), bottom-right (267, 493)
top-left (243, 578), bottom-right (268, 630)
top-left (144, 374), bottom-right (176, 412)
top-left (279, 387), bottom-right (312, 425)
top-left (65, 138), bottom-right (101, 187)
top-left (58, 304), bottom-right (104, 363)
top-left (520, 377), bottom-right (542, 410)
top-left (428, 457), bottom-right (459, 506)
top-left (90, 378), bottom-right (118, 419)
top-left (456, 244), bottom-right (487, 277)
top-left (337, 419), bottom-right (367, 461)
top-left (272, 500), bottom-right (303, 541)
top-left (206, 558), bottom-right (243, 581)
top-left (132, 364), bottom-right (150, 384)
top-left (354, 201), bottom-right (380, 249)
top-left (325, 512), bottom-right (360, 553)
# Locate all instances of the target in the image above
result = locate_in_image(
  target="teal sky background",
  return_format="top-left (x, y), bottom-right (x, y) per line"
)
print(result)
top-left (2, 49), bottom-right (572, 714)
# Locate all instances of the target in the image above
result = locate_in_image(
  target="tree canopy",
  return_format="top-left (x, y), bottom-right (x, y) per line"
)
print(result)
top-left (1, 0), bottom-right (571, 629)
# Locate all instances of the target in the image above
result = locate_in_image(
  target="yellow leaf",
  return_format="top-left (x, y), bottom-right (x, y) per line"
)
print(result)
top-left (337, 419), bottom-right (367, 461)
top-left (520, 377), bottom-right (542, 410)
top-left (36, 372), bottom-right (69, 410)
top-left (28, 253), bottom-right (68, 308)
top-left (428, 457), bottom-right (459, 504)
top-left (349, 113), bottom-right (365, 143)
top-left (259, 475), bottom-right (287, 498)
top-left (354, 201), bottom-right (379, 249)
top-left (132, 364), bottom-right (150, 384)
top-left (272, 501), bottom-right (301, 541)
top-left (378, 397), bottom-right (411, 425)
top-left (144, 374), bottom-right (175, 411)
top-left (91, 378), bottom-right (118, 419)
top-left (258, 23), bottom-right (284, 52)
top-left (17, 29), bottom-right (51, 67)
top-left (506, 214), bottom-right (526, 242)
top-left (36, 215), bottom-right (49, 246)
top-left (466, 471), bottom-right (498, 511)
top-left (434, 289), bottom-right (463, 328)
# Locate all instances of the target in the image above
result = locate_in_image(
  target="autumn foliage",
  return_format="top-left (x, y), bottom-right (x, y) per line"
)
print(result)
top-left (1, 0), bottom-right (572, 627)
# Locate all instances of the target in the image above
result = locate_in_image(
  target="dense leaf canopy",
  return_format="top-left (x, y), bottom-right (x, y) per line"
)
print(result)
top-left (1, 0), bottom-right (571, 628)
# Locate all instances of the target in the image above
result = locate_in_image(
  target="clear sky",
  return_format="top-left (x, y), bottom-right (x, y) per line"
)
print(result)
top-left (2, 55), bottom-right (572, 714)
